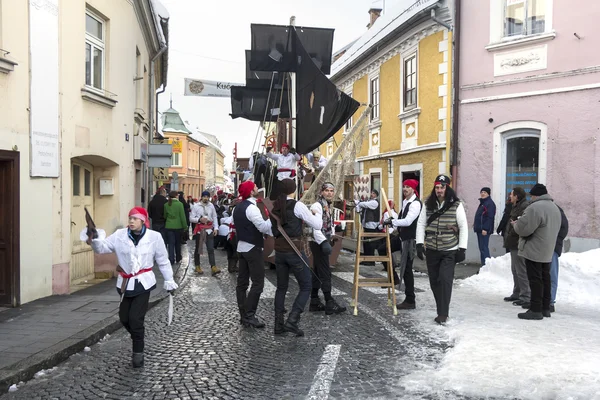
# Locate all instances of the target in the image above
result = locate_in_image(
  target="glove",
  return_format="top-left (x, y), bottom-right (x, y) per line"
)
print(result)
top-left (320, 241), bottom-right (332, 255)
top-left (455, 248), bottom-right (466, 263)
top-left (290, 147), bottom-right (297, 154)
top-left (416, 244), bottom-right (425, 260)
top-left (266, 146), bottom-right (273, 153)
top-left (383, 218), bottom-right (393, 227)
top-left (168, 290), bottom-right (176, 296)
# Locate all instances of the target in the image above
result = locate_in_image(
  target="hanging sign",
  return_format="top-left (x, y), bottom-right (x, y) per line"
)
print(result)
top-left (184, 78), bottom-right (243, 98)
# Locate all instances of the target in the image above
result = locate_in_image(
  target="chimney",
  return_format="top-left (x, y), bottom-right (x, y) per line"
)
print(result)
top-left (367, 6), bottom-right (382, 29)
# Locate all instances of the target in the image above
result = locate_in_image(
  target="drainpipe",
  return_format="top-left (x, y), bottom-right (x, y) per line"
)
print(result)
top-left (147, 46), bottom-right (167, 200)
top-left (430, 8), bottom-right (452, 31)
top-left (450, 0), bottom-right (461, 189)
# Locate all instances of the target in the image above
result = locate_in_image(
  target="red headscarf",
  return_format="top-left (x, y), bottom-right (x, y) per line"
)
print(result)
top-left (128, 207), bottom-right (150, 228)
top-left (281, 143), bottom-right (290, 149)
top-left (403, 179), bottom-right (419, 198)
top-left (238, 181), bottom-right (255, 199)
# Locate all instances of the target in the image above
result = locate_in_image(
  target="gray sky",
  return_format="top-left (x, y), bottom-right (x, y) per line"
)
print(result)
top-left (158, 0), bottom-right (383, 169)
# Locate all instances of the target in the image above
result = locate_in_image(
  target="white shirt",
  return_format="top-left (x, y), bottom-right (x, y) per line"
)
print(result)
top-left (392, 194), bottom-right (422, 228)
top-left (190, 201), bottom-right (218, 234)
top-left (266, 152), bottom-right (301, 181)
top-left (306, 153), bottom-right (328, 169)
top-left (236, 197), bottom-right (273, 253)
top-left (379, 209), bottom-right (399, 233)
top-left (355, 198), bottom-right (379, 229)
top-left (90, 228), bottom-right (178, 292)
top-left (218, 216), bottom-right (232, 236)
top-left (310, 201), bottom-right (333, 244)
top-left (416, 200), bottom-right (468, 250)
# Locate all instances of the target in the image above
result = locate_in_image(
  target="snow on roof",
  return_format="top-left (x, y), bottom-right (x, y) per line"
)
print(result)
top-left (149, 0), bottom-right (169, 48)
top-left (331, 0), bottom-right (440, 79)
top-left (189, 131), bottom-right (210, 146)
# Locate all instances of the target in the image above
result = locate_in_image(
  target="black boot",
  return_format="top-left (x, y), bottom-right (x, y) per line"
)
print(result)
top-left (243, 312), bottom-right (265, 328)
top-left (283, 311), bottom-right (304, 337)
top-left (274, 313), bottom-right (285, 335)
top-left (325, 299), bottom-right (346, 315)
top-left (132, 352), bottom-right (144, 368)
top-left (309, 298), bottom-right (326, 312)
top-left (517, 310), bottom-right (543, 320)
top-left (228, 259), bottom-right (238, 273)
top-left (542, 309), bottom-right (551, 318)
top-left (238, 307), bottom-right (246, 325)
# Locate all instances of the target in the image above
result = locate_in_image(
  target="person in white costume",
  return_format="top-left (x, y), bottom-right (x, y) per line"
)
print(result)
top-left (83, 206), bottom-right (178, 368)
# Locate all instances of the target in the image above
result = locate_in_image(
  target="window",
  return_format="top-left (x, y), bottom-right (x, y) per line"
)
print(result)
top-left (72, 165), bottom-right (80, 196)
top-left (85, 11), bottom-right (104, 89)
top-left (404, 55), bottom-right (417, 109)
top-left (505, 134), bottom-right (539, 197)
top-left (369, 77), bottom-right (379, 121)
top-left (172, 152), bottom-right (181, 167)
top-left (370, 173), bottom-right (381, 195)
top-left (84, 169), bottom-right (91, 196)
top-left (504, 0), bottom-right (546, 37)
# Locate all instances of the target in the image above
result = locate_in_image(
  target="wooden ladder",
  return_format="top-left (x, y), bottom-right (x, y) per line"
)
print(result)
top-left (350, 188), bottom-right (398, 316)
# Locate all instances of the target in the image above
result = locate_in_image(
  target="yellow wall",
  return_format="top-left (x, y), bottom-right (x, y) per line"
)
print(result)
top-left (379, 54), bottom-right (401, 153)
top-left (417, 31), bottom-right (444, 146)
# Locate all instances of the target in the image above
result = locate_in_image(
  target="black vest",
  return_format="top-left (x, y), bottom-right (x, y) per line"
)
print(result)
top-left (271, 199), bottom-right (303, 239)
top-left (399, 199), bottom-right (421, 241)
top-left (233, 200), bottom-right (264, 248)
top-left (362, 200), bottom-right (380, 224)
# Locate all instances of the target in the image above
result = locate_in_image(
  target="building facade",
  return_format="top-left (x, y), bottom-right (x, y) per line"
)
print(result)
top-left (0, 0), bottom-right (169, 306)
top-left (458, 0), bottom-right (600, 260)
top-left (200, 132), bottom-right (226, 192)
top-left (327, 0), bottom-right (454, 207)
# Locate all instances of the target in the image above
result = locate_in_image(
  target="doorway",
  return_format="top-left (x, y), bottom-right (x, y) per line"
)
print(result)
top-left (0, 151), bottom-right (20, 306)
top-left (401, 170), bottom-right (421, 196)
top-left (70, 160), bottom-right (95, 285)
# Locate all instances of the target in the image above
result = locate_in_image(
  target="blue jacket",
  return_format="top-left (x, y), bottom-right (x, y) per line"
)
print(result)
top-left (474, 197), bottom-right (496, 233)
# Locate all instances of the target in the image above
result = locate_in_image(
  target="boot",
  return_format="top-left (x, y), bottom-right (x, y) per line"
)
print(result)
top-left (211, 265), bottom-right (222, 276)
top-left (434, 315), bottom-right (448, 325)
top-left (397, 301), bottom-right (416, 310)
top-left (274, 313), bottom-right (285, 335)
top-left (542, 309), bottom-right (551, 318)
top-left (325, 299), bottom-right (346, 315)
top-left (132, 352), bottom-right (144, 368)
top-left (227, 259), bottom-right (238, 273)
top-left (504, 295), bottom-right (519, 302)
top-left (518, 310), bottom-right (543, 320)
top-left (243, 314), bottom-right (265, 328)
top-left (238, 307), bottom-right (246, 325)
top-left (550, 304), bottom-right (555, 313)
top-left (195, 265), bottom-right (203, 274)
top-left (309, 298), bottom-right (326, 312)
top-left (283, 311), bottom-right (304, 337)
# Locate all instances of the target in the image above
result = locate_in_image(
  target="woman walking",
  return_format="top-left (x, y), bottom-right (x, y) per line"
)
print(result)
top-left (164, 190), bottom-right (187, 265)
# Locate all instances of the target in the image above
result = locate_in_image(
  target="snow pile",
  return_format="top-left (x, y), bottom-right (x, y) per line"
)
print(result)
top-left (34, 367), bottom-right (57, 378)
top-left (399, 249), bottom-right (600, 400)
top-left (8, 384), bottom-right (17, 392)
top-left (99, 333), bottom-right (111, 343)
top-left (83, 346), bottom-right (91, 352)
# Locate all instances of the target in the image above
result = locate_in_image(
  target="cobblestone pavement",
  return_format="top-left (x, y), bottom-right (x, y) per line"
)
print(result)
top-left (2, 246), bottom-right (492, 400)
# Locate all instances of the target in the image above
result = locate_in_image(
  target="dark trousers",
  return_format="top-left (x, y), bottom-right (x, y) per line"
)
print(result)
top-left (151, 222), bottom-right (167, 246)
top-left (426, 249), bottom-right (457, 317)
top-left (275, 251), bottom-right (312, 314)
top-left (225, 237), bottom-right (238, 261)
top-left (166, 228), bottom-right (182, 264)
top-left (194, 233), bottom-right (216, 266)
top-left (362, 227), bottom-right (379, 257)
top-left (403, 257), bottom-right (416, 304)
top-left (119, 291), bottom-right (151, 353)
top-left (310, 242), bottom-right (332, 298)
top-left (377, 236), bottom-right (402, 283)
top-left (476, 232), bottom-right (491, 266)
top-left (525, 259), bottom-right (551, 312)
top-left (236, 247), bottom-right (265, 317)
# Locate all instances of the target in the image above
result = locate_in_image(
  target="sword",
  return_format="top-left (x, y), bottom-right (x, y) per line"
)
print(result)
top-left (84, 207), bottom-right (98, 245)
top-left (167, 293), bottom-right (173, 325)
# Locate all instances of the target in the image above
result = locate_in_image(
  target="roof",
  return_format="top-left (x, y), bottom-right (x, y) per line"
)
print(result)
top-left (189, 131), bottom-right (210, 146)
top-left (197, 131), bottom-right (225, 157)
top-left (331, 0), bottom-right (440, 79)
top-left (149, 0), bottom-right (169, 87)
top-left (161, 107), bottom-right (191, 134)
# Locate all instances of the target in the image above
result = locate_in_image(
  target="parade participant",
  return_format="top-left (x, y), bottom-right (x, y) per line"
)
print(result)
top-left (415, 175), bottom-right (468, 324)
top-left (354, 189), bottom-right (380, 265)
top-left (306, 149), bottom-right (327, 171)
top-left (234, 181), bottom-right (273, 328)
top-left (178, 192), bottom-right (191, 244)
top-left (271, 179), bottom-right (322, 336)
top-left (164, 191), bottom-right (187, 265)
top-left (190, 191), bottom-right (221, 276)
top-left (147, 188), bottom-right (168, 244)
top-left (266, 143), bottom-right (301, 199)
top-left (308, 182), bottom-right (346, 315)
top-left (383, 179), bottom-right (422, 309)
top-left (85, 207), bottom-right (178, 368)
top-left (219, 209), bottom-right (239, 272)
top-left (377, 199), bottom-right (399, 272)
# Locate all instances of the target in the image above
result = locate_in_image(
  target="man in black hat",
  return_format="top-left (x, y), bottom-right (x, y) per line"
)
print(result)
top-left (512, 183), bottom-right (561, 320)
top-left (415, 175), bottom-right (468, 325)
top-left (474, 187), bottom-right (496, 267)
top-left (355, 189), bottom-right (380, 265)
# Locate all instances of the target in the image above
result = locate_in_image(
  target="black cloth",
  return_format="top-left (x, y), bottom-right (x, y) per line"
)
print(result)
top-left (554, 206), bottom-right (569, 256)
top-left (119, 291), bottom-right (151, 353)
top-left (271, 199), bottom-right (302, 239)
top-left (310, 241), bottom-right (332, 297)
top-left (525, 259), bottom-right (551, 312)
top-left (230, 85), bottom-right (290, 122)
top-left (249, 24), bottom-right (334, 74)
top-left (148, 195), bottom-right (167, 225)
top-left (117, 279), bottom-right (155, 298)
top-left (403, 257), bottom-right (416, 304)
top-left (274, 251), bottom-right (312, 314)
top-left (166, 228), bottom-right (182, 264)
top-left (362, 227), bottom-right (379, 259)
top-left (295, 30), bottom-right (360, 154)
top-left (399, 200), bottom-right (421, 241)
top-left (425, 249), bottom-right (457, 317)
top-left (128, 227), bottom-right (146, 246)
top-left (496, 202), bottom-right (512, 236)
top-left (236, 246), bottom-right (265, 318)
top-left (245, 50), bottom-right (284, 89)
top-left (234, 200), bottom-right (265, 248)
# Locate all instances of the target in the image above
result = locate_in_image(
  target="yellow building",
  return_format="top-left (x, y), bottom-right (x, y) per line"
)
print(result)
top-left (325, 0), bottom-right (453, 205)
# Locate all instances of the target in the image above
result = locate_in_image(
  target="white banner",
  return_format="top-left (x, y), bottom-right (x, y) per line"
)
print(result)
top-left (29, 0), bottom-right (60, 177)
top-left (184, 78), bottom-right (242, 98)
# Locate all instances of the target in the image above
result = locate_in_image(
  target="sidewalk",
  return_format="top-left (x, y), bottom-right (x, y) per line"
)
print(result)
top-left (0, 245), bottom-right (190, 393)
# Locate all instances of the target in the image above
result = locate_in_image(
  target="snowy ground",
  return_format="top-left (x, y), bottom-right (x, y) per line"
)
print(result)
top-left (398, 249), bottom-right (600, 400)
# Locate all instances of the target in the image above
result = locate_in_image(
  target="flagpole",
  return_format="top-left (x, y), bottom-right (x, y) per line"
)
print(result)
top-left (289, 15), bottom-right (298, 196)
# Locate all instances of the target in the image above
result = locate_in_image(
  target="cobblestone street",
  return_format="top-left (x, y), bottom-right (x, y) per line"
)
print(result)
top-left (2, 246), bottom-right (485, 400)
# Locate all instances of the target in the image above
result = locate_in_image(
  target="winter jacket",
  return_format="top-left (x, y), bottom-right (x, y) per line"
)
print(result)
top-left (503, 198), bottom-right (529, 250)
top-left (473, 197), bottom-right (496, 233)
top-left (554, 206), bottom-right (569, 256)
top-left (147, 195), bottom-right (167, 224)
top-left (496, 202), bottom-right (512, 236)
top-left (164, 199), bottom-right (188, 230)
top-left (513, 194), bottom-right (561, 263)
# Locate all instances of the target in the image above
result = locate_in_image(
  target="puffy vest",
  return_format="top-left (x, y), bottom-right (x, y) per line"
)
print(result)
top-left (425, 201), bottom-right (460, 250)
top-left (400, 199), bottom-right (421, 241)
top-left (233, 200), bottom-right (264, 248)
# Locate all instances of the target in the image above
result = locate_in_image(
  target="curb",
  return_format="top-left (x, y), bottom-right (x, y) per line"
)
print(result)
top-left (0, 293), bottom-right (168, 393)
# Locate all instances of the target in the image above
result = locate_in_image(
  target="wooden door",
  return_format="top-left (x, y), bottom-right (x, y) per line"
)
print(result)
top-left (0, 151), bottom-right (20, 306)
top-left (70, 160), bottom-right (95, 284)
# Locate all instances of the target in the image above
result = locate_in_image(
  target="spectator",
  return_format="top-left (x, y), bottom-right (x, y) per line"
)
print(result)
top-left (473, 187), bottom-right (496, 267)
top-left (550, 206), bottom-right (569, 312)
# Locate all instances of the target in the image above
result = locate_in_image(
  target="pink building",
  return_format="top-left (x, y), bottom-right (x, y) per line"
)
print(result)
top-left (457, 0), bottom-right (600, 260)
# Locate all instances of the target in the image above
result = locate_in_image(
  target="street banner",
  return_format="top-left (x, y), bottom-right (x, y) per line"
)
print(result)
top-left (184, 78), bottom-right (242, 98)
